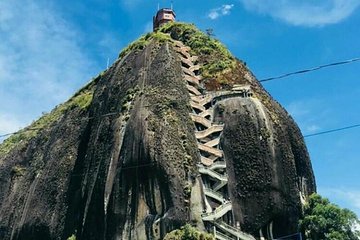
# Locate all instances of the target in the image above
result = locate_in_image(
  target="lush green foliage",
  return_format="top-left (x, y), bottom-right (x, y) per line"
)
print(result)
top-left (299, 193), bottom-right (360, 240)
top-left (159, 22), bottom-right (235, 79)
top-left (118, 22), bottom-right (236, 86)
top-left (164, 224), bottom-right (214, 240)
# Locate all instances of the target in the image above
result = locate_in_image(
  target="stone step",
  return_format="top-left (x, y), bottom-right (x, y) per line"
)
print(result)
top-left (191, 114), bottom-right (212, 128)
top-left (204, 138), bottom-right (220, 147)
top-left (198, 143), bottom-right (223, 157)
top-left (187, 85), bottom-right (201, 96)
top-left (182, 66), bottom-right (196, 77)
top-left (209, 161), bottom-right (226, 170)
top-left (174, 47), bottom-right (191, 59)
top-left (184, 75), bottom-right (202, 86)
top-left (199, 109), bottom-right (212, 119)
top-left (198, 165), bottom-right (228, 182)
top-left (180, 56), bottom-right (194, 67)
top-left (204, 187), bottom-right (225, 202)
top-left (190, 101), bottom-right (206, 112)
top-left (195, 125), bottom-right (224, 139)
top-left (191, 95), bottom-right (213, 106)
top-left (189, 64), bottom-right (201, 72)
top-left (201, 156), bottom-right (214, 166)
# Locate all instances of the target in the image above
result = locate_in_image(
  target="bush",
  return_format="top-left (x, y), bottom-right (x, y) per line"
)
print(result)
top-left (164, 224), bottom-right (214, 240)
top-left (67, 234), bottom-right (76, 240)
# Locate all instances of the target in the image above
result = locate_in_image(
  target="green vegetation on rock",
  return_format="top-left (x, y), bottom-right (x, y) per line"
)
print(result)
top-left (118, 22), bottom-right (236, 88)
top-left (299, 193), bottom-right (360, 240)
top-left (159, 22), bottom-right (236, 81)
top-left (164, 224), bottom-right (214, 240)
top-left (67, 234), bottom-right (76, 240)
top-left (0, 80), bottom-right (95, 156)
top-left (118, 31), bottom-right (171, 59)
top-left (11, 165), bottom-right (26, 177)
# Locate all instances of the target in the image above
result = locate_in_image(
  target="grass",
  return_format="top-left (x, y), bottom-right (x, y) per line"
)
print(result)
top-left (158, 22), bottom-right (236, 80)
top-left (0, 80), bottom-right (96, 156)
top-left (118, 31), bottom-right (171, 59)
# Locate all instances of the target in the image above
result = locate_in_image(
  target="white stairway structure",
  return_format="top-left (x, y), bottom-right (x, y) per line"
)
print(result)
top-left (172, 40), bottom-right (256, 240)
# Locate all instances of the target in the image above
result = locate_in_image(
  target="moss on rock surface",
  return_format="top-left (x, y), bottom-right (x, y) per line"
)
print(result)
top-left (0, 81), bottom-right (95, 156)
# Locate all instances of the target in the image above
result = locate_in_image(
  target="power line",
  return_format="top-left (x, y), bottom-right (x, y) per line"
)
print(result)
top-left (304, 124), bottom-right (360, 138)
top-left (259, 57), bottom-right (360, 82)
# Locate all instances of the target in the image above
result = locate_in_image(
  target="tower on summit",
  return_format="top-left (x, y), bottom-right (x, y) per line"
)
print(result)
top-left (153, 8), bottom-right (176, 31)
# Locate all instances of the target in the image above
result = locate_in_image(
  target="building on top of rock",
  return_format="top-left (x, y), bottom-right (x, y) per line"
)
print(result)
top-left (153, 7), bottom-right (176, 31)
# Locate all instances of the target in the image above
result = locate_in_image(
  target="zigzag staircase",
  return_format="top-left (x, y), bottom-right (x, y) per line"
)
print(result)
top-left (172, 40), bottom-right (256, 240)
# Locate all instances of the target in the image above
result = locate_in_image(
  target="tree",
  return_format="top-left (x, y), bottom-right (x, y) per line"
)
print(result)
top-left (299, 193), bottom-right (360, 240)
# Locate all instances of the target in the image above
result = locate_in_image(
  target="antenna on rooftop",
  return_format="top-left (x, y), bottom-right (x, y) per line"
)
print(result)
top-left (171, 0), bottom-right (173, 10)
top-left (107, 58), bottom-right (110, 69)
top-left (157, 3), bottom-right (160, 11)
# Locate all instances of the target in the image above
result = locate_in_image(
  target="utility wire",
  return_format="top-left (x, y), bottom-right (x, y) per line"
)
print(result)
top-left (259, 57), bottom-right (360, 82)
top-left (304, 124), bottom-right (360, 138)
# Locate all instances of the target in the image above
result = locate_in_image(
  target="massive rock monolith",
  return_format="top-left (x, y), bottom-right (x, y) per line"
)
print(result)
top-left (0, 23), bottom-right (315, 240)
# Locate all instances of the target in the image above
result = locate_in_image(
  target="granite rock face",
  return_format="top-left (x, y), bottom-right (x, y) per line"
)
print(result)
top-left (0, 24), bottom-right (315, 240)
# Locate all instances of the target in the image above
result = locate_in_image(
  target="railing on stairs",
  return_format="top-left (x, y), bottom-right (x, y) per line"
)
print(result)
top-left (204, 187), bottom-right (225, 202)
top-left (201, 202), bottom-right (232, 221)
top-left (198, 165), bottom-right (228, 182)
top-left (213, 221), bottom-right (256, 240)
top-left (215, 230), bottom-right (235, 240)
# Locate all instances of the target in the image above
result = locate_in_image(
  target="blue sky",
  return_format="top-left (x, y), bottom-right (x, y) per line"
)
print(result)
top-left (1, 0), bottom-right (359, 215)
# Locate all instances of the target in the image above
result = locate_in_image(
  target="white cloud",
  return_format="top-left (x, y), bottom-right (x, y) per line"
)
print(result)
top-left (286, 99), bottom-right (331, 135)
top-left (319, 188), bottom-right (360, 216)
top-left (306, 124), bottom-right (321, 133)
top-left (0, 0), bottom-right (97, 135)
top-left (0, 114), bottom-right (24, 135)
top-left (208, 4), bottom-right (235, 20)
top-left (239, 0), bottom-right (360, 27)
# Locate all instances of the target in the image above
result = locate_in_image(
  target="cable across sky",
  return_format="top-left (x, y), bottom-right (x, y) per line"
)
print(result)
top-left (259, 57), bottom-right (360, 82)
top-left (304, 124), bottom-right (360, 138)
